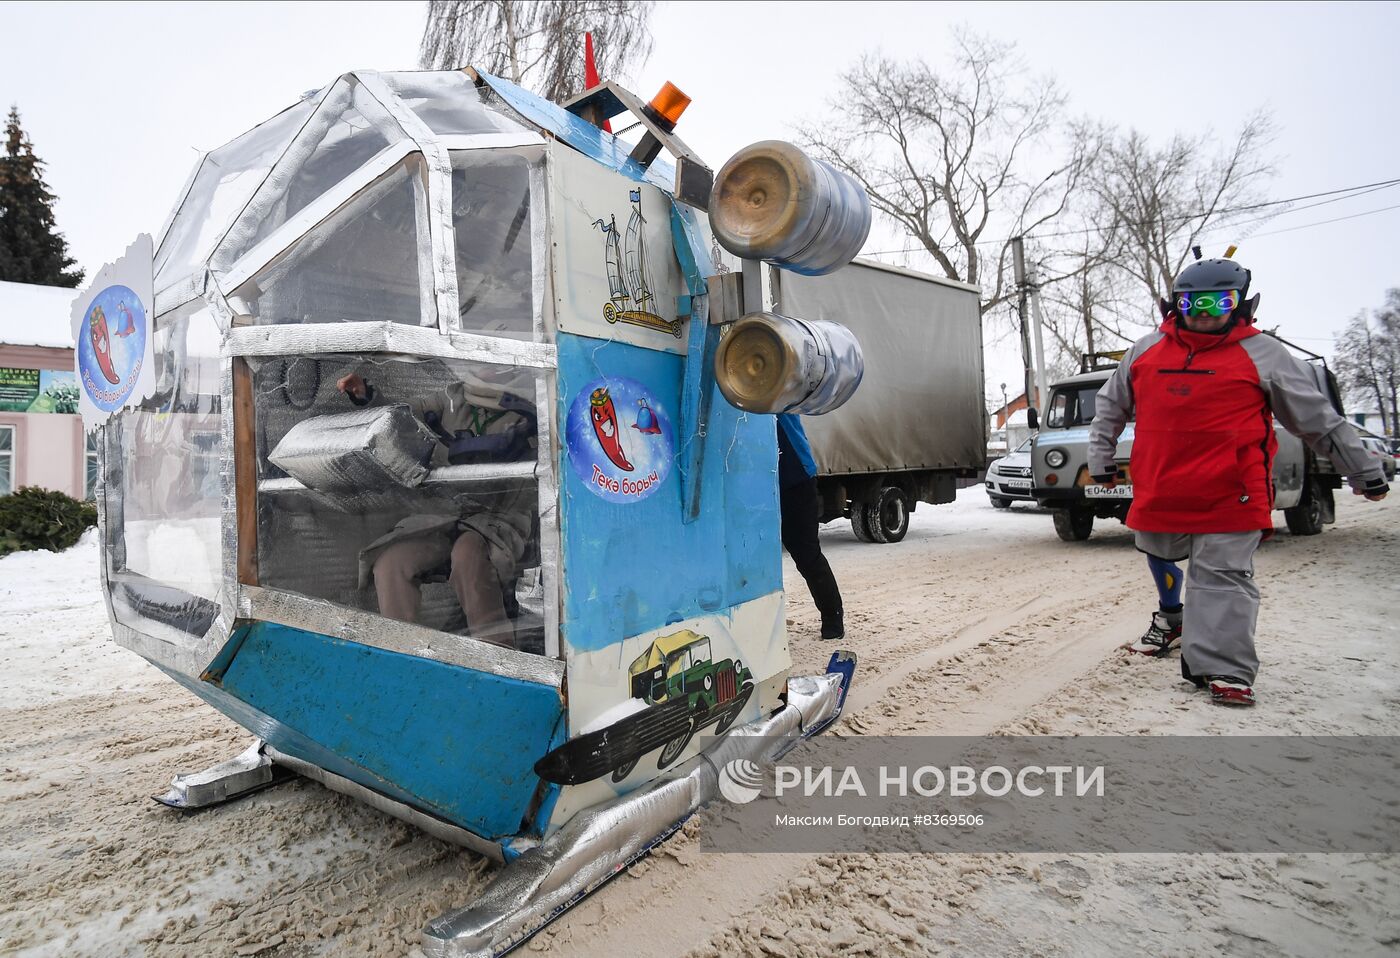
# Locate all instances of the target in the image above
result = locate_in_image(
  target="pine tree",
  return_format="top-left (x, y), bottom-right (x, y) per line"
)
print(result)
top-left (0, 107), bottom-right (83, 287)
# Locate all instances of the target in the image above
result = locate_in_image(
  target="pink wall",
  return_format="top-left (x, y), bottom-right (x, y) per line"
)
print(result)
top-left (0, 343), bottom-right (85, 498)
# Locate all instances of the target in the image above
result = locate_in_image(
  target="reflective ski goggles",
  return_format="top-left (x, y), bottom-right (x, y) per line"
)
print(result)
top-left (1176, 289), bottom-right (1240, 317)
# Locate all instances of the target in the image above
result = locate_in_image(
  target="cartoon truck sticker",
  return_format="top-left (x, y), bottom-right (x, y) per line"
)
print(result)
top-left (534, 629), bottom-right (753, 785)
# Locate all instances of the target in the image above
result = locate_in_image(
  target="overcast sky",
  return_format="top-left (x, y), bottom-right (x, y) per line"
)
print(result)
top-left (6, 1), bottom-right (1399, 405)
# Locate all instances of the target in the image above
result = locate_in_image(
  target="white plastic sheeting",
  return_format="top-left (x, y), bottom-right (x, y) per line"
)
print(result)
top-left (107, 69), bottom-right (565, 679)
top-left (103, 301), bottom-right (224, 635)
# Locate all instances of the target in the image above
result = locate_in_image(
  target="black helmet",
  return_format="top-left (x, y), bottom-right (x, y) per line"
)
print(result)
top-left (1160, 254), bottom-right (1260, 324)
top-left (1173, 258), bottom-right (1251, 297)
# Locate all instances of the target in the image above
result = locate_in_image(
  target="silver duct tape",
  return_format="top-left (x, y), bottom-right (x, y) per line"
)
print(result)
top-left (354, 71), bottom-right (460, 338)
top-left (264, 745), bottom-right (507, 862)
top-left (111, 619), bottom-right (217, 682)
top-left (224, 322), bottom-right (557, 370)
top-left (267, 404), bottom-right (436, 496)
top-left (420, 672), bottom-right (846, 958)
top-left (94, 423), bottom-right (122, 645)
top-left (527, 156), bottom-right (550, 345)
top-left (158, 740), bottom-right (274, 808)
top-left (438, 132), bottom-right (548, 152)
top-left (259, 460), bottom-right (537, 493)
top-left (154, 274), bottom-right (203, 317)
top-left (217, 349), bottom-right (240, 639)
top-left (239, 585), bottom-right (564, 686)
top-left (532, 373), bottom-right (561, 658)
top-left (210, 77), bottom-right (350, 278)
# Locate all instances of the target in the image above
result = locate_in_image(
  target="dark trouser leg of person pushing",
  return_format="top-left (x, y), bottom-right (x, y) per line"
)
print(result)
top-left (780, 477), bottom-right (843, 638)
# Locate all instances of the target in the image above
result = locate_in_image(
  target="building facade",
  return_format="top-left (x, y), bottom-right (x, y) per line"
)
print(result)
top-left (0, 280), bottom-right (92, 499)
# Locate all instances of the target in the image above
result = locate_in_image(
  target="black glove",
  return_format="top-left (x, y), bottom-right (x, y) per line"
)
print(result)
top-left (1091, 466), bottom-right (1125, 485)
top-left (1360, 477), bottom-right (1389, 501)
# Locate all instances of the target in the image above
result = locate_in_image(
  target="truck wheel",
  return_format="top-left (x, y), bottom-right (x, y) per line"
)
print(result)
top-left (990, 496), bottom-right (1012, 509)
top-left (850, 505), bottom-right (877, 542)
top-left (1285, 479), bottom-right (1325, 536)
top-left (863, 486), bottom-right (911, 543)
top-left (610, 757), bottom-right (638, 782)
top-left (1052, 507), bottom-right (1094, 542)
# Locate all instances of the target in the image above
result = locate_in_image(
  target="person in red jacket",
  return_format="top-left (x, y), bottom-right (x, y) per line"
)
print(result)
top-left (1089, 253), bottom-right (1388, 706)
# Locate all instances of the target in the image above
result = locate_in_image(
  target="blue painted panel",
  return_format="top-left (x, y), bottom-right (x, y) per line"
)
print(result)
top-left (479, 72), bottom-right (675, 193)
top-left (557, 334), bottom-right (782, 652)
top-left (199, 623), bottom-right (563, 839)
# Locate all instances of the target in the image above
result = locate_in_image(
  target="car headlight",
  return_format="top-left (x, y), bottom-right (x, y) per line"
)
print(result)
top-left (1045, 448), bottom-right (1068, 469)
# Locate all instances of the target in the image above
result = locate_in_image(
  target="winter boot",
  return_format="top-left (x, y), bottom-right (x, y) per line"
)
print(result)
top-left (1123, 611), bottom-right (1182, 657)
top-left (820, 612), bottom-right (845, 641)
top-left (1207, 676), bottom-right (1255, 707)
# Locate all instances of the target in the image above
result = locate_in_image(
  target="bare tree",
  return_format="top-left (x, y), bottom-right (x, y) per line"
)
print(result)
top-left (1090, 116), bottom-right (1276, 304)
top-left (798, 33), bottom-right (1095, 316)
top-left (1333, 289), bottom-right (1400, 435)
top-left (420, 1), bottom-right (654, 102)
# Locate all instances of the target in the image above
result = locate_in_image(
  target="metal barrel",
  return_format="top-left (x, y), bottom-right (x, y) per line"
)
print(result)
top-left (708, 140), bottom-right (872, 276)
top-left (713, 311), bottom-right (864, 416)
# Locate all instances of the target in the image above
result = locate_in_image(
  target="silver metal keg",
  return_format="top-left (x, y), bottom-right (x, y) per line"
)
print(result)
top-left (708, 141), bottom-right (872, 276)
top-left (713, 311), bottom-right (864, 415)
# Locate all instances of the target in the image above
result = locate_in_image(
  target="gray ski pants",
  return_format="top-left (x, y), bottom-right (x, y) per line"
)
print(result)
top-left (1134, 530), bottom-right (1264, 684)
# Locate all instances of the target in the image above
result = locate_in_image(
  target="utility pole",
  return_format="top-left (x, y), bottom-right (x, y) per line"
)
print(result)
top-left (1081, 271), bottom-right (1095, 358)
top-left (1012, 236), bottom-right (1049, 415)
top-left (1011, 237), bottom-right (1035, 415)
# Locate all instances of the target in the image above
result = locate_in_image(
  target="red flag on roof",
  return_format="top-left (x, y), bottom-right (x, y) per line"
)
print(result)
top-left (584, 32), bottom-right (611, 133)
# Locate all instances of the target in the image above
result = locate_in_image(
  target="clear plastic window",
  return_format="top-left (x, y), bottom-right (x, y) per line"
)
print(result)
top-left (104, 304), bottom-right (224, 637)
top-left (228, 157), bottom-right (426, 326)
top-left (383, 72), bottom-right (534, 138)
top-left (451, 148), bottom-right (539, 339)
top-left (216, 79), bottom-right (400, 273)
top-left (154, 98), bottom-right (316, 291)
top-left (251, 353), bottom-right (548, 654)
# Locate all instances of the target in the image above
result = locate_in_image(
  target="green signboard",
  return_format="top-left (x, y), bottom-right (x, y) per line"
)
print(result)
top-left (0, 367), bottom-right (79, 414)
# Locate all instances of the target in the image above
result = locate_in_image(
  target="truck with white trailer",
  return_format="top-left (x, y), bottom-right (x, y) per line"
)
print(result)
top-left (776, 260), bottom-right (986, 543)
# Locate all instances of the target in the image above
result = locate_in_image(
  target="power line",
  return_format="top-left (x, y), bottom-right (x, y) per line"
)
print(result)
top-left (862, 176), bottom-right (1400, 256)
top-left (1233, 200), bottom-right (1400, 239)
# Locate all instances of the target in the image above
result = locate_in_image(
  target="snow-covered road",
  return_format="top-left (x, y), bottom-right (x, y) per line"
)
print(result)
top-left (2, 490), bottom-right (1397, 956)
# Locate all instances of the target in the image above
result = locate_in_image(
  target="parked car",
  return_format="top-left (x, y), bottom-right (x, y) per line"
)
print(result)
top-left (985, 436), bottom-right (1035, 508)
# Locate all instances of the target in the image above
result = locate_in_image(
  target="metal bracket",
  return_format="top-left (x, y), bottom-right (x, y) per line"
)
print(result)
top-left (562, 80), bottom-right (713, 209)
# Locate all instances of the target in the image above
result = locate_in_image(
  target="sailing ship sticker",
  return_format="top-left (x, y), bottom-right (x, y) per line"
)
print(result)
top-left (593, 189), bottom-right (684, 339)
top-left (566, 376), bottom-right (674, 503)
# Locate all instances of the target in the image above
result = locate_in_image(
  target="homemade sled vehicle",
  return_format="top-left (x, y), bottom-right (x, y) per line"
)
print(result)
top-left (92, 67), bottom-right (873, 955)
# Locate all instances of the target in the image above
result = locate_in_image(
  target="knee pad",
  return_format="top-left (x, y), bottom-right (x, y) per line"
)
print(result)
top-left (1147, 554), bottom-right (1184, 610)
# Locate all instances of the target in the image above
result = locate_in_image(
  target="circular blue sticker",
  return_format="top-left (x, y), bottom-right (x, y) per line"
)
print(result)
top-left (566, 376), bottom-right (674, 503)
top-left (77, 285), bottom-right (147, 411)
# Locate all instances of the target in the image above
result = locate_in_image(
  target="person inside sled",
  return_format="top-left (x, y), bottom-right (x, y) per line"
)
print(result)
top-left (1088, 252), bottom-right (1388, 706)
top-left (337, 362), bottom-right (536, 649)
